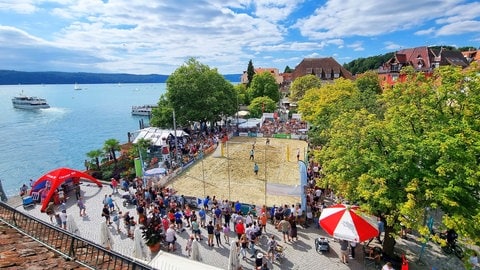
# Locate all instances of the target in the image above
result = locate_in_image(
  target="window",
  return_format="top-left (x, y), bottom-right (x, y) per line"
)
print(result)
top-left (334, 73), bottom-right (340, 78)
top-left (306, 68), bottom-right (312, 74)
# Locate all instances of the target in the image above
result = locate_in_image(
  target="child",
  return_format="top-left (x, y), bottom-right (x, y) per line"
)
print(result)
top-left (223, 223), bottom-right (230, 244)
top-left (215, 223), bottom-right (222, 247)
top-left (186, 234), bottom-right (194, 256)
top-left (112, 211), bottom-right (122, 233)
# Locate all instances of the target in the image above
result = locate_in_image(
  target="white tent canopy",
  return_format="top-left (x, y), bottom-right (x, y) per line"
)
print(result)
top-left (148, 250), bottom-right (222, 270)
top-left (238, 118), bottom-right (261, 129)
top-left (132, 127), bottom-right (189, 147)
top-left (266, 183), bottom-right (302, 197)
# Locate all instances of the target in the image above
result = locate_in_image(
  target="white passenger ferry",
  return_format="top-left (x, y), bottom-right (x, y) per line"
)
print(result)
top-left (12, 92), bottom-right (50, 109)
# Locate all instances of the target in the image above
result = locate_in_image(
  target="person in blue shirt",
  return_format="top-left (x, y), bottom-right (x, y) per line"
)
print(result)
top-left (214, 206), bottom-right (222, 226)
top-left (235, 201), bottom-right (242, 214)
top-left (270, 205), bottom-right (276, 224)
top-left (174, 208), bottom-right (184, 231)
top-left (199, 208), bottom-right (206, 228)
top-left (203, 196), bottom-right (210, 210)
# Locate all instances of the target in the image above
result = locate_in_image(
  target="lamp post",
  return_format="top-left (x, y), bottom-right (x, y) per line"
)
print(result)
top-left (201, 151), bottom-right (206, 198)
top-left (236, 95), bottom-right (239, 133)
top-left (227, 142), bottom-right (231, 201)
top-left (172, 109), bottom-right (179, 165)
top-left (264, 145), bottom-right (267, 207)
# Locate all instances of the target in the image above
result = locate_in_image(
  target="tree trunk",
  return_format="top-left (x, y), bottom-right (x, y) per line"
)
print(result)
top-left (382, 225), bottom-right (396, 258)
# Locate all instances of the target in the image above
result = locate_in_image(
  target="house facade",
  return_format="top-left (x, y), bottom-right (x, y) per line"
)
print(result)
top-left (291, 57), bottom-right (354, 82)
top-left (378, 46), bottom-right (469, 86)
top-left (240, 67), bottom-right (284, 85)
top-left (462, 49), bottom-right (480, 65)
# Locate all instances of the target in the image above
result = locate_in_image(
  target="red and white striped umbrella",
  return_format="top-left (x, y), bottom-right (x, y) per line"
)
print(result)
top-left (319, 204), bottom-right (378, 242)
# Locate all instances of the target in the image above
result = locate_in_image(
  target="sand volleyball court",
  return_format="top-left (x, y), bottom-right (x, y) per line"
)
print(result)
top-left (169, 136), bottom-right (308, 207)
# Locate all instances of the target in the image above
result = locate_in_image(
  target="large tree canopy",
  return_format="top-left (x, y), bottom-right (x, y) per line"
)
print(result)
top-left (289, 74), bottom-right (322, 102)
top-left (248, 96), bottom-right (276, 118)
top-left (298, 78), bottom-right (360, 146)
top-left (303, 65), bottom-right (480, 257)
top-left (151, 58), bottom-right (236, 128)
top-left (248, 72), bottom-right (280, 103)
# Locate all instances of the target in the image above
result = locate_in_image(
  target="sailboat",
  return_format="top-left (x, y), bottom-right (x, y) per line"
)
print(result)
top-left (74, 83), bottom-right (82, 90)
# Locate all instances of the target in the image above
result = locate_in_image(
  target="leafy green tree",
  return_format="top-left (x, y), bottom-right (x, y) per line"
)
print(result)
top-left (298, 78), bottom-right (359, 146)
top-left (248, 72), bottom-right (280, 103)
top-left (103, 138), bottom-right (121, 164)
top-left (86, 149), bottom-right (103, 170)
top-left (284, 66), bottom-right (293, 73)
top-left (457, 46), bottom-right (478, 51)
top-left (133, 138), bottom-right (152, 160)
top-left (355, 71), bottom-right (384, 117)
top-left (248, 96), bottom-right (276, 118)
top-left (246, 59), bottom-right (255, 88)
top-left (343, 52), bottom-right (394, 74)
top-left (150, 95), bottom-right (174, 128)
top-left (152, 58), bottom-right (236, 129)
top-left (234, 83), bottom-right (248, 106)
top-left (311, 65), bottom-right (480, 258)
top-left (289, 74), bottom-right (322, 102)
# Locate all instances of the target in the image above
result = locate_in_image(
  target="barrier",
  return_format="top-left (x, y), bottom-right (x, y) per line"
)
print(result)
top-left (0, 202), bottom-right (150, 270)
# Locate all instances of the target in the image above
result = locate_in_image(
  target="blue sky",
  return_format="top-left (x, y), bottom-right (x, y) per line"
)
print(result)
top-left (0, 0), bottom-right (479, 75)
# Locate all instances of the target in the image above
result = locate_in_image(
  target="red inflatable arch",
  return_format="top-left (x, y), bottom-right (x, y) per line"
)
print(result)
top-left (30, 167), bottom-right (102, 212)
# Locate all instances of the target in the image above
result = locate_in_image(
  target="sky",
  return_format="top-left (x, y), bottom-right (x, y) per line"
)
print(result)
top-left (0, 0), bottom-right (479, 75)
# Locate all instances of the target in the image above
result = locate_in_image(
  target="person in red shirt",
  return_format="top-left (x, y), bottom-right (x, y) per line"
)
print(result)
top-left (259, 213), bottom-right (268, 233)
top-left (236, 220), bottom-right (245, 240)
top-left (110, 178), bottom-right (118, 194)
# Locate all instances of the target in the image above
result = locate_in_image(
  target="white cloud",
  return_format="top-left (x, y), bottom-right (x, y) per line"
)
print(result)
top-left (347, 41), bottom-right (364, 51)
top-left (384, 41), bottom-right (403, 50)
top-left (415, 27), bottom-right (436, 36)
top-left (436, 20), bottom-right (480, 36)
top-left (0, 0), bottom-right (38, 14)
top-left (294, 0), bottom-right (476, 40)
top-left (0, 0), bottom-right (478, 74)
top-left (253, 0), bottom-right (304, 22)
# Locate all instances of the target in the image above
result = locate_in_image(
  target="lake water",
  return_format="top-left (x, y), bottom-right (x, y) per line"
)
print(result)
top-left (0, 83), bottom-right (166, 197)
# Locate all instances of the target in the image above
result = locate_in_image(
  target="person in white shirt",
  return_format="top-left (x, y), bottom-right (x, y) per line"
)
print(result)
top-left (382, 262), bottom-right (394, 270)
top-left (245, 212), bottom-right (253, 225)
top-left (59, 209), bottom-right (67, 229)
top-left (165, 224), bottom-right (177, 252)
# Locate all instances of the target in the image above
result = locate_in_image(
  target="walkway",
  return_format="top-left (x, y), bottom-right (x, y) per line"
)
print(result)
top-left (8, 183), bottom-right (464, 270)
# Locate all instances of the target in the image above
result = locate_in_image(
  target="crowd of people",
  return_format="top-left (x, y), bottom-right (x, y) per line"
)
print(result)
top-left (104, 174), bottom-right (307, 270)
top-left (259, 118), bottom-right (307, 137)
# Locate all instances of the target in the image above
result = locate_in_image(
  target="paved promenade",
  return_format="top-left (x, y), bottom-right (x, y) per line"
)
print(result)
top-left (10, 183), bottom-right (365, 270)
top-left (9, 182), bottom-right (465, 270)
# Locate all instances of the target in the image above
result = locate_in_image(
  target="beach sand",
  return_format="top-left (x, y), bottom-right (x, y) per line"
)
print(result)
top-left (168, 137), bottom-right (308, 207)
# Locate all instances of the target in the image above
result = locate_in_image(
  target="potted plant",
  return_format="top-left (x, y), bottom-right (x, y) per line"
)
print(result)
top-left (141, 215), bottom-right (163, 252)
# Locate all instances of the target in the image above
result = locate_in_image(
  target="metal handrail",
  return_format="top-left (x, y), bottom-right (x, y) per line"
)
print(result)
top-left (0, 202), bottom-right (152, 270)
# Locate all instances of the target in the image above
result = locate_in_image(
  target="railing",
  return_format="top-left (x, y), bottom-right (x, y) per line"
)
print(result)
top-left (0, 202), bottom-right (152, 270)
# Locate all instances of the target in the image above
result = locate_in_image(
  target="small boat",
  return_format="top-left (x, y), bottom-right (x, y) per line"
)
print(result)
top-left (131, 105), bottom-right (157, 116)
top-left (12, 91), bottom-right (50, 109)
top-left (74, 83), bottom-right (82, 90)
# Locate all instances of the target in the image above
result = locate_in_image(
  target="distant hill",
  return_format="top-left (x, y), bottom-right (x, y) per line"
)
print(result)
top-left (343, 45), bottom-right (478, 75)
top-left (343, 52), bottom-right (394, 75)
top-left (0, 70), bottom-right (242, 85)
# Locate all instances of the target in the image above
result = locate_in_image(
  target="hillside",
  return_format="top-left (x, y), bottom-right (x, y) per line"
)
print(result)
top-left (0, 70), bottom-right (241, 85)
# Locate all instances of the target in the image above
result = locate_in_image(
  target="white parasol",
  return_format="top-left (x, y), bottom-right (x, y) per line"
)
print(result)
top-left (133, 226), bottom-right (149, 260)
top-left (66, 214), bottom-right (79, 235)
top-left (144, 167), bottom-right (166, 176)
top-left (191, 239), bottom-right (202, 262)
top-left (100, 221), bottom-right (114, 250)
top-left (227, 241), bottom-right (240, 270)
